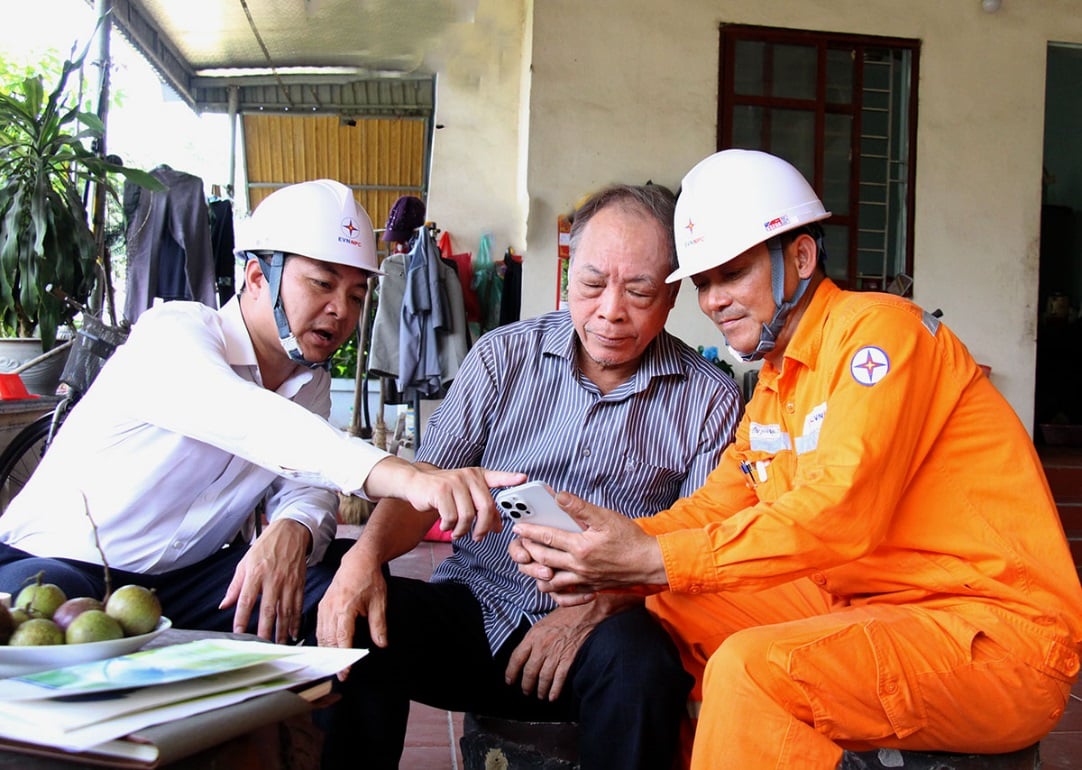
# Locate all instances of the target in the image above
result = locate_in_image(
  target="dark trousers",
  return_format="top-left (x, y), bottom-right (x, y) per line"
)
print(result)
top-left (0, 539), bottom-right (355, 641)
top-left (319, 576), bottom-right (693, 770)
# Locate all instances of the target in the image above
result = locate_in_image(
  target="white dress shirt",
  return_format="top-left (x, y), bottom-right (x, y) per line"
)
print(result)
top-left (0, 299), bottom-right (388, 573)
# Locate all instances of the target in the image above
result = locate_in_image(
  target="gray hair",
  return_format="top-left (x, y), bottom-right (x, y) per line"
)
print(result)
top-left (567, 183), bottom-right (678, 273)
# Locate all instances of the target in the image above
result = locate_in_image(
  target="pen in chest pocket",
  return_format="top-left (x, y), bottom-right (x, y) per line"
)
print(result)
top-left (739, 460), bottom-right (758, 489)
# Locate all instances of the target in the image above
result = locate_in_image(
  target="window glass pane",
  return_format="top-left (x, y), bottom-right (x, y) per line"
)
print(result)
top-left (860, 131), bottom-right (889, 161)
top-left (858, 201), bottom-right (887, 235)
top-left (822, 223), bottom-right (849, 285)
top-left (734, 40), bottom-right (765, 96)
top-left (769, 109), bottom-right (815, 179)
top-left (771, 44), bottom-right (817, 100)
top-left (823, 113), bottom-right (851, 212)
top-left (863, 105), bottom-right (891, 136)
top-left (863, 51), bottom-right (894, 90)
top-left (826, 48), bottom-right (854, 104)
top-left (732, 107), bottom-right (815, 183)
top-left (858, 243), bottom-right (887, 287)
top-left (732, 105), bottom-right (763, 149)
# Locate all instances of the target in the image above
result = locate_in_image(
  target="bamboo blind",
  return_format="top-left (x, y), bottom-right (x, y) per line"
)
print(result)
top-left (242, 113), bottom-right (428, 231)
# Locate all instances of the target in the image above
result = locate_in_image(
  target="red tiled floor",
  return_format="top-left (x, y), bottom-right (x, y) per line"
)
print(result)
top-left (393, 540), bottom-right (1082, 769)
top-left (400, 704), bottom-right (465, 769)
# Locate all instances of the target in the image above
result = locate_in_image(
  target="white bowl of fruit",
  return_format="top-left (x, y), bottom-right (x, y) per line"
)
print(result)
top-left (0, 578), bottom-right (170, 678)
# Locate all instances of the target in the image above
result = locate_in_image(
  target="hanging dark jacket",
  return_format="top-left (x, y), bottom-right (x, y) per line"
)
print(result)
top-left (123, 166), bottom-right (217, 323)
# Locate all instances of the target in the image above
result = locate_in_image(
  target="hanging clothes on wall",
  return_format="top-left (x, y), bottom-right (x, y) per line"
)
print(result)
top-left (368, 226), bottom-right (470, 403)
top-left (123, 165), bottom-right (217, 324)
top-left (400, 227), bottom-right (448, 400)
top-left (208, 195), bottom-right (236, 307)
top-left (367, 247), bottom-right (409, 400)
top-left (437, 250), bottom-right (470, 382)
top-left (499, 247), bottom-right (522, 327)
top-left (439, 231), bottom-right (480, 329)
top-left (471, 232), bottom-right (502, 339)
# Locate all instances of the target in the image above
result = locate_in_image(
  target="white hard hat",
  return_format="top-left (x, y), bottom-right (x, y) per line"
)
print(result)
top-left (235, 179), bottom-right (381, 274)
top-left (668, 150), bottom-right (830, 283)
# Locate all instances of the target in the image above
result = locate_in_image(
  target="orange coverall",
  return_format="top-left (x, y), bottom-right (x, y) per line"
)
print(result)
top-left (639, 279), bottom-right (1082, 770)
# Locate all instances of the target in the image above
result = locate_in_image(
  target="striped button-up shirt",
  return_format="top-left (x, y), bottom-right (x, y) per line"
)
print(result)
top-left (418, 310), bottom-right (743, 652)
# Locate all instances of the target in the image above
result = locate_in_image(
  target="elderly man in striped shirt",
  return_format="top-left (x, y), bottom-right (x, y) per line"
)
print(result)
top-left (317, 182), bottom-right (744, 770)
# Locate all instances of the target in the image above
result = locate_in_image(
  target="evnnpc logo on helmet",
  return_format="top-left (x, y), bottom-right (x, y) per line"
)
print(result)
top-left (682, 219), bottom-right (706, 249)
top-left (339, 217), bottom-right (365, 247)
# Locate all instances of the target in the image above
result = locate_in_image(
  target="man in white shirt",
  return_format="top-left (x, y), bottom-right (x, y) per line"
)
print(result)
top-left (0, 179), bottom-right (521, 643)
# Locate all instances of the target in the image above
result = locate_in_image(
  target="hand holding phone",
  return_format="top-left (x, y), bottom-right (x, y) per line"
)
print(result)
top-left (495, 481), bottom-right (583, 533)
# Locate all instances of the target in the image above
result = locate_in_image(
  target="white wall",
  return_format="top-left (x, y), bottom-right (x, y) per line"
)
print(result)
top-left (428, 0), bottom-right (1082, 432)
top-left (425, 0), bottom-right (531, 263)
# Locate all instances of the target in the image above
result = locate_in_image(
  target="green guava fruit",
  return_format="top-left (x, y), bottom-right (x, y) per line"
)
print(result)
top-left (9, 617), bottom-right (64, 646)
top-left (65, 609), bottom-right (124, 644)
top-left (105, 585), bottom-right (162, 636)
top-left (14, 580), bottom-right (66, 620)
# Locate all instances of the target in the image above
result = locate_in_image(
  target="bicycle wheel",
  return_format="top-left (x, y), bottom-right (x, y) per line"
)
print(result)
top-left (0, 411), bottom-right (57, 514)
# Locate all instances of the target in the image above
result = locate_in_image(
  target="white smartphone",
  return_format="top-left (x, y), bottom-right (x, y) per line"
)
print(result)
top-left (495, 481), bottom-right (583, 532)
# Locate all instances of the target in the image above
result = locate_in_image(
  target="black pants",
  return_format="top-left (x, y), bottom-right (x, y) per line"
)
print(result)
top-left (319, 576), bottom-right (692, 770)
top-left (0, 539), bottom-right (355, 642)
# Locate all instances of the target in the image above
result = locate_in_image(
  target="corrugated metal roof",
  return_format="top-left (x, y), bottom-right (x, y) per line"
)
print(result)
top-left (104, 0), bottom-right (466, 114)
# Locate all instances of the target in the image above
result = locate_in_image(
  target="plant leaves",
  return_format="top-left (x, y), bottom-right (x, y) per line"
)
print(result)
top-left (0, 32), bottom-right (147, 348)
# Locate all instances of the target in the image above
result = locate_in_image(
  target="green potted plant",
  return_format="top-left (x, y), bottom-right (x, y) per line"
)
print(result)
top-left (0, 35), bottom-right (159, 365)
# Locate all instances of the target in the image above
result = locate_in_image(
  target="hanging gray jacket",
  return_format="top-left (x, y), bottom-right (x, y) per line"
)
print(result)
top-left (123, 165), bottom-right (217, 323)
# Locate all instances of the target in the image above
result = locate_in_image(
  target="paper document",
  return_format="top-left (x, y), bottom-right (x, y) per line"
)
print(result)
top-left (0, 659), bottom-right (305, 731)
top-left (0, 638), bottom-right (296, 699)
top-left (0, 640), bottom-right (365, 752)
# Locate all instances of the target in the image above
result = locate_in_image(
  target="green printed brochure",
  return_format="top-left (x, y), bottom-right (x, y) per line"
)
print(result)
top-left (0, 639), bottom-right (295, 699)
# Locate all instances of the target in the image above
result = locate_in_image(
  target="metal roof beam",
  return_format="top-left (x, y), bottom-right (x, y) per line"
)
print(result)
top-left (106, 0), bottom-right (197, 109)
top-left (191, 76), bottom-right (435, 116)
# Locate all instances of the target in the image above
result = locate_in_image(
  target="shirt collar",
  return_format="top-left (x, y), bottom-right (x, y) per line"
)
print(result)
top-left (762, 277), bottom-right (840, 381)
top-left (540, 309), bottom-right (685, 394)
top-left (220, 297), bottom-right (258, 368)
top-left (219, 296), bottom-right (316, 394)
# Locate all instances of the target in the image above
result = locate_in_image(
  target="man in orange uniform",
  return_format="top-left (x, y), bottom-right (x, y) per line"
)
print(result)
top-left (511, 149), bottom-right (1082, 769)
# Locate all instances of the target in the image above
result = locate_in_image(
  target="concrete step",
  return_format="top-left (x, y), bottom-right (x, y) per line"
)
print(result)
top-left (1045, 466), bottom-right (1082, 502)
top-left (1039, 446), bottom-right (1082, 573)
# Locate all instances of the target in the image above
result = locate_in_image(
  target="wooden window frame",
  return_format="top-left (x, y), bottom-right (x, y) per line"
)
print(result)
top-left (718, 25), bottom-right (920, 291)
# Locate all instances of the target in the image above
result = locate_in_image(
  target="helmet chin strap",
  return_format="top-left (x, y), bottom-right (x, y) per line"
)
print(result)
top-left (730, 236), bottom-right (813, 363)
top-left (253, 252), bottom-right (330, 371)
